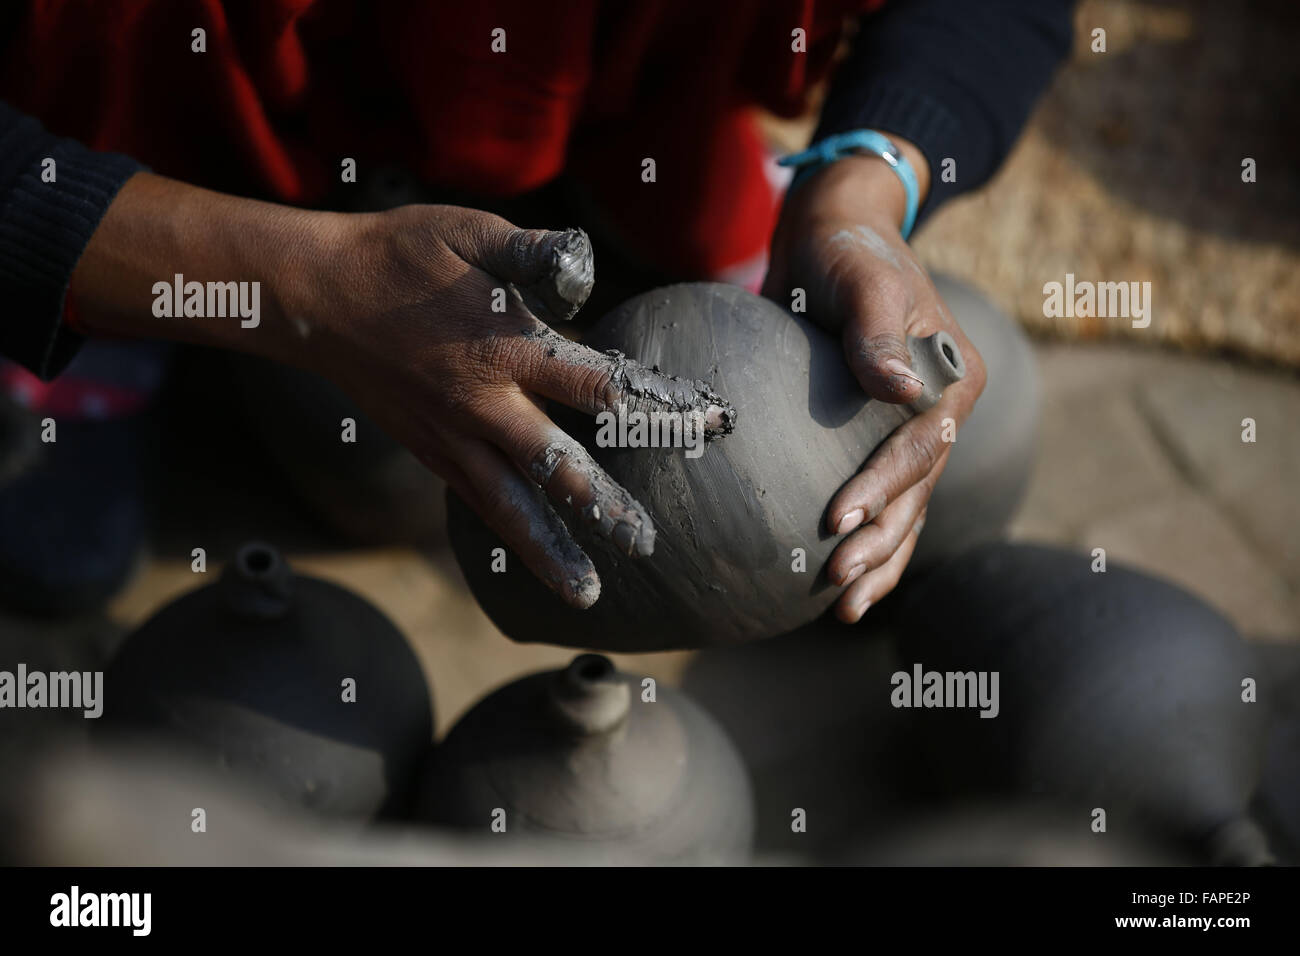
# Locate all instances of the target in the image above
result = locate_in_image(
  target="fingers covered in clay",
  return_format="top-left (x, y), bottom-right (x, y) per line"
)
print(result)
top-left (835, 510), bottom-right (926, 623)
top-left (505, 228), bottom-right (595, 322)
top-left (518, 326), bottom-right (736, 436)
top-left (483, 395), bottom-right (656, 558)
top-left (443, 215), bottom-right (595, 323)
top-left (450, 435), bottom-right (602, 609)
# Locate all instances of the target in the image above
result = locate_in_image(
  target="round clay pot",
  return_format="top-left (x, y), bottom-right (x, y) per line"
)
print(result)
top-left (896, 542), bottom-right (1271, 865)
top-left (418, 654), bottom-right (755, 863)
top-left (448, 282), bottom-right (964, 650)
top-left (907, 275), bottom-right (1040, 570)
top-left (99, 543), bottom-right (433, 819)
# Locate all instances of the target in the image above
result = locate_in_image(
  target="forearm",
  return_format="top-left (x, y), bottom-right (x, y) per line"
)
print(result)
top-left (69, 172), bottom-right (351, 368)
top-left (816, 0), bottom-right (1073, 219)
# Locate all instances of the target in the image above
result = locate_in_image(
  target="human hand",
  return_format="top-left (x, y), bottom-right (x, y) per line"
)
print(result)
top-left (763, 145), bottom-right (986, 622)
top-left (298, 204), bottom-right (733, 608)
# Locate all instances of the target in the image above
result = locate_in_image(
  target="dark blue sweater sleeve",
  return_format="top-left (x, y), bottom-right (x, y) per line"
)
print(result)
top-left (815, 0), bottom-right (1074, 224)
top-left (0, 101), bottom-right (143, 379)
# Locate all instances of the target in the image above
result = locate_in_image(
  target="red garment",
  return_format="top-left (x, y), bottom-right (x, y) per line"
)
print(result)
top-left (2, 1), bottom-right (877, 275)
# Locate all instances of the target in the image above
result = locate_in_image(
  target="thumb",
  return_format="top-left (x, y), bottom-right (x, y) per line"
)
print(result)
top-left (444, 213), bottom-right (595, 322)
top-left (840, 281), bottom-right (925, 405)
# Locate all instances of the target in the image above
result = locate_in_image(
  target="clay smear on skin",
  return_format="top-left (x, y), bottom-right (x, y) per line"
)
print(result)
top-left (828, 225), bottom-right (903, 272)
top-left (501, 471), bottom-right (601, 608)
top-left (512, 228), bottom-right (596, 323)
top-left (523, 326), bottom-right (737, 436)
top-left (531, 428), bottom-right (656, 558)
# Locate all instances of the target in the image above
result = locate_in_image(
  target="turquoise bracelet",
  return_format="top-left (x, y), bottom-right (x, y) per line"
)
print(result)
top-left (778, 129), bottom-right (920, 240)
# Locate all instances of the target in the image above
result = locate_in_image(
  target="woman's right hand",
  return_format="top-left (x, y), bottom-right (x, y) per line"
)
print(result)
top-left (293, 204), bottom-right (732, 608)
top-left (71, 174), bottom-right (729, 607)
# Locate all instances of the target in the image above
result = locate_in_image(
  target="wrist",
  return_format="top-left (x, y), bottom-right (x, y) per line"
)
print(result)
top-left (791, 156), bottom-right (910, 239)
top-left (787, 133), bottom-right (931, 237)
top-left (264, 208), bottom-right (357, 366)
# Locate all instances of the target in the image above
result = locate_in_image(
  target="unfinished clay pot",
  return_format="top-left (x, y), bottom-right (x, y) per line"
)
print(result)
top-left (449, 282), bottom-right (964, 650)
top-left (418, 654), bottom-right (754, 863)
top-left (896, 542), bottom-right (1271, 865)
top-left (99, 543), bottom-right (433, 820)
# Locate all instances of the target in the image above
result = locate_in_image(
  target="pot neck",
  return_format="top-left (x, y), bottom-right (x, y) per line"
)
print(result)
top-left (906, 331), bottom-right (966, 413)
top-left (548, 654), bottom-right (631, 736)
top-left (219, 542), bottom-right (294, 620)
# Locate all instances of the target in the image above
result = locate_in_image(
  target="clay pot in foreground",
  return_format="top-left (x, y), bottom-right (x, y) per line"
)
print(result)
top-left (896, 541), bottom-right (1271, 865)
top-left (418, 654), bottom-right (754, 863)
top-left (99, 543), bottom-right (433, 820)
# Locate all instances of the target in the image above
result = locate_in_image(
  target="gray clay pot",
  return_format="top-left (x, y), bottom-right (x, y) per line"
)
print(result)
top-left (896, 541), bottom-right (1271, 865)
top-left (418, 654), bottom-right (755, 864)
top-left (908, 275), bottom-right (1040, 570)
top-left (449, 282), bottom-right (964, 650)
top-left (99, 543), bottom-right (433, 820)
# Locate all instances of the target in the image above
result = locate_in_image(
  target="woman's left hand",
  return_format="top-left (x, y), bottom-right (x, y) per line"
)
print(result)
top-left (763, 138), bottom-right (986, 622)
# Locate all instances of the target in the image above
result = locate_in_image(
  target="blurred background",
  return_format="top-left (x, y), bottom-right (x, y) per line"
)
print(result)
top-left (3, 0), bottom-right (1298, 864)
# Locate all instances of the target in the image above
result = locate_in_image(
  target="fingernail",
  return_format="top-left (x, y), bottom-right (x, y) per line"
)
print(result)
top-left (857, 598), bottom-right (873, 617)
top-left (612, 523), bottom-right (637, 555)
top-left (884, 358), bottom-right (924, 390)
top-left (841, 563), bottom-right (866, 586)
top-left (607, 521), bottom-right (654, 557)
top-left (836, 508), bottom-right (864, 535)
